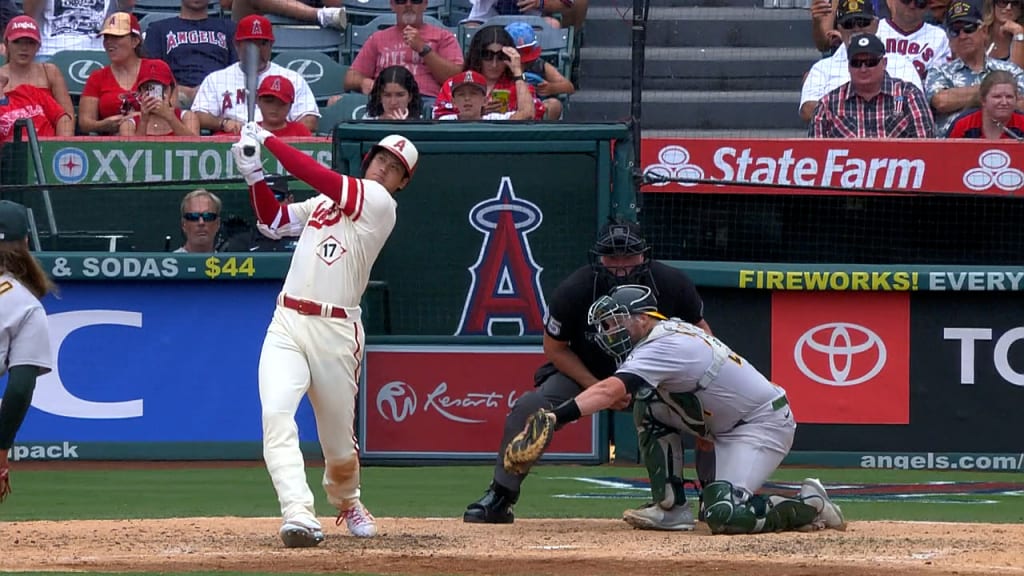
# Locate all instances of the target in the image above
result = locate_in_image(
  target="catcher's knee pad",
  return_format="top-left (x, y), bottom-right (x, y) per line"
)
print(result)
top-left (704, 481), bottom-right (818, 534)
top-left (634, 391), bottom-right (686, 509)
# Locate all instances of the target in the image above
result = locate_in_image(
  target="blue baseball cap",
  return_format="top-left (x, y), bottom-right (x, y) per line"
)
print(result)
top-left (505, 22), bottom-right (541, 63)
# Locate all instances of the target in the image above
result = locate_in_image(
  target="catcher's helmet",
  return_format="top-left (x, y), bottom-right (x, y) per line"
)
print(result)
top-left (361, 134), bottom-right (418, 178)
top-left (587, 285), bottom-right (662, 363)
top-left (590, 220), bottom-right (651, 285)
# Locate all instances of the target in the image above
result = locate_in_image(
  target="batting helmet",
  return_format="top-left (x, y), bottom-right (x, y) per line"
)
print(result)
top-left (361, 134), bottom-right (419, 178)
top-left (587, 284), bottom-right (663, 363)
top-left (590, 219), bottom-right (651, 285)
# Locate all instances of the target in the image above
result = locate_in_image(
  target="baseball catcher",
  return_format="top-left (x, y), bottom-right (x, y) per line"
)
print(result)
top-left (505, 285), bottom-right (847, 534)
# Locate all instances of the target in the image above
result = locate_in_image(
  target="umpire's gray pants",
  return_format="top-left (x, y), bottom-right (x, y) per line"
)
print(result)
top-left (493, 370), bottom-right (583, 491)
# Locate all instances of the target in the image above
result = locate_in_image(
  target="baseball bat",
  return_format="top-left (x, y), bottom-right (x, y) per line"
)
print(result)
top-left (242, 42), bottom-right (260, 157)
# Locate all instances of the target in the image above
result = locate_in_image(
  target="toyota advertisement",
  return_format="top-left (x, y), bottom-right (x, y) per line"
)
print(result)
top-left (359, 346), bottom-right (602, 462)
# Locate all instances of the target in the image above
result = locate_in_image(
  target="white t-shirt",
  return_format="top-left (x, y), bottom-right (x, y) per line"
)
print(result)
top-left (875, 19), bottom-right (952, 78)
top-left (0, 273), bottom-right (53, 378)
top-left (37, 0), bottom-right (111, 57)
top-left (273, 176), bottom-right (397, 309)
top-left (190, 62), bottom-right (320, 124)
top-left (800, 50), bottom-right (923, 110)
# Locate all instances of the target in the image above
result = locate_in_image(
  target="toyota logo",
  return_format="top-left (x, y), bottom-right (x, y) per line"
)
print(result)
top-left (376, 381), bottom-right (416, 422)
top-left (794, 322), bottom-right (886, 387)
top-left (284, 60), bottom-right (325, 83)
top-left (68, 59), bottom-right (104, 85)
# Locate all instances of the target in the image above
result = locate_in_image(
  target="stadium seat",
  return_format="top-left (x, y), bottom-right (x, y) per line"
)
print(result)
top-left (447, 0), bottom-right (472, 25)
top-left (421, 96), bottom-right (436, 119)
top-left (48, 50), bottom-right (110, 102)
top-left (346, 13), bottom-right (451, 64)
top-left (342, 0), bottom-right (447, 27)
top-left (460, 16), bottom-right (573, 78)
top-left (316, 94), bottom-right (369, 135)
top-left (272, 51), bottom-right (348, 106)
top-left (134, 0), bottom-right (219, 16)
top-left (272, 25), bottom-right (346, 62)
top-left (139, 12), bottom-right (178, 35)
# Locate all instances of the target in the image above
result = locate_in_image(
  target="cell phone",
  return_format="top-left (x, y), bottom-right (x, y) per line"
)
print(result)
top-left (491, 89), bottom-right (510, 113)
top-left (147, 84), bottom-right (164, 99)
top-left (524, 72), bottom-right (545, 86)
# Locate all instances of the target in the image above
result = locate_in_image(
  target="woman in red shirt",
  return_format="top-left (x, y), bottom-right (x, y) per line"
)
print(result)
top-left (432, 25), bottom-right (544, 120)
top-left (947, 70), bottom-right (1024, 139)
top-left (0, 73), bottom-right (72, 142)
top-left (257, 75), bottom-right (312, 137)
top-left (0, 16), bottom-right (74, 126)
top-left (78, 13), bottom-right (155, 136)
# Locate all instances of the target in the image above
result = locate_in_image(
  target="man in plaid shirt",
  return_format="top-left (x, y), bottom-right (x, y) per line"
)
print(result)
top-left (810, 33), bottom-right (937, 138)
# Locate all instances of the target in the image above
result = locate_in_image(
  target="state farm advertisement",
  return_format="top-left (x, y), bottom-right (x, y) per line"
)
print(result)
top-left (640, 139), bottom-right (1024, 196)
top-left (770, 292), bottom-right (910, 424)
top-left (359, 346), bottom-right (601, 461)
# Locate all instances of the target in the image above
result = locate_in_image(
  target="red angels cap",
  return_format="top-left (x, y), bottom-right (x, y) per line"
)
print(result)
top-left (448, 70), bottom-right (487, 93)
top-left (362, 134), bottom-right (419, 177)
top-left (135, 59), bottom-right (175, 88)
top-left (257, 75), bottom-right (295, 104)
top-left (236, 14), bottom-right (275, 42)
top-left (99, 12), bottom-right (141, 37)
top-left (4, 15), bottom-right (41, 43)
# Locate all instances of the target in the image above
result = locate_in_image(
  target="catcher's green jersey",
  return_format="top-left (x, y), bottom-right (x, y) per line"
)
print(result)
top-left (0, 273), bottom-right (53, 378)
top-left (616, 320), bottom-right (787, 438)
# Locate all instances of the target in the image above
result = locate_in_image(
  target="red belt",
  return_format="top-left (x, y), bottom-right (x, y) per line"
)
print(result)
top-left (281, 295), bottom-right (348, 319)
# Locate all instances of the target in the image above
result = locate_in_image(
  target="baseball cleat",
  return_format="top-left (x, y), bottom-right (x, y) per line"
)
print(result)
top-left (799, 478), bottom-right (847, 531)
top-left (338, 502), bottom-right (377, 537)
top-left (623, 501), bottom-right (696, 531)
top-left (463, 483), bottom-right (518, 524)
top-left (279, 521), bottom-right (325, 548)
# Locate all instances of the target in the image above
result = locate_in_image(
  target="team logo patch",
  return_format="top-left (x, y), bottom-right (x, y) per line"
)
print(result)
top-left (456, 177), bottom-right (547, 336)
top-left (52, 147), bottom-right (88, 184)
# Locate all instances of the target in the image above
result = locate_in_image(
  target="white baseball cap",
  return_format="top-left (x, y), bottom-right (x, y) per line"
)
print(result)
top-left (363, 134), bottom-right (418, 177)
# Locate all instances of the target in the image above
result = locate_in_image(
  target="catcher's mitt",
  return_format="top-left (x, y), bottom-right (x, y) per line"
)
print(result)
top-left (503, 409), bottom-right (557, 474)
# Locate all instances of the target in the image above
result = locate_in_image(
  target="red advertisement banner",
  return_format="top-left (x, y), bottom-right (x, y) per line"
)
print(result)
top-left (640, 138), bottom-right (1024, 196)
top-left (360, 347), bottom-right (598, 459)
top-left (770, 292), bottom-right (910, 424)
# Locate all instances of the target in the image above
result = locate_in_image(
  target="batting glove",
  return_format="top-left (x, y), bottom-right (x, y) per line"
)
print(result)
top-left (241, 121), bottom-right (274, 145)
top-left (231, 140), bottom-right (265, 186)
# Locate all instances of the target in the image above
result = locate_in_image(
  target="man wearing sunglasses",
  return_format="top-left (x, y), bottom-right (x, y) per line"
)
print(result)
top-left (810, 33), bottom-right (937, 137)
top-left (174, 189), bottom-right (222, 253)
top-left (801, 0), bottom-right (924, 121)
top-left (344, 0), bottom-right (464, 98)
top-left (926, 0), bottom-right (1024, 134)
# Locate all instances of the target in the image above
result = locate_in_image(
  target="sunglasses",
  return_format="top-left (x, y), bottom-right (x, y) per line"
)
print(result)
top-left (898, 0), bottom-right (929, 8)
top-left (947, 21), bottom-right (981, 37)
top-left (849, 57), bottom-right (882, 68)
top-left (394, 0), bottom-right (426, 4)
top-left (996, 0), bottom-right (1022, 7)
top-left (840, 16), bottom-right (874, 29)
top-left (481, 49), bottom-right (510, 61)
top-left (183, 211), bottom-right (219, 222)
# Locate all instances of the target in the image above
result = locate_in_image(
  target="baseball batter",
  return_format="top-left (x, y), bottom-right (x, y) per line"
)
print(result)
top-left (0, 200), bottom-right (55, 503)
top-left (505, 285), bottom-right (848, 534)
top-left (231, 122), bottom-right (418, 547)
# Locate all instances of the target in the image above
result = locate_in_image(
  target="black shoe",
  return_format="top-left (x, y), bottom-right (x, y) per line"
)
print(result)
top-left (463, 482), bottom-right (519, 524)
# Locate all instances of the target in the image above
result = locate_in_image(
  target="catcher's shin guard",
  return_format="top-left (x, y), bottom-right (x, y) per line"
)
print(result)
top-left (634, 392), bottom-right (687, 509)
top-left (703, 481), bottom-right (818, 535)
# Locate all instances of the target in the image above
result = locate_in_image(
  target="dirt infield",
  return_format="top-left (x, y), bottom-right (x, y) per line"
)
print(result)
top-left (3, 517), bottom-right (1022, 576)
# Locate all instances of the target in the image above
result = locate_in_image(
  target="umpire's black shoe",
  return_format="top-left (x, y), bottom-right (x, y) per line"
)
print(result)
top-left (463, 482), bottom-right (518, 524)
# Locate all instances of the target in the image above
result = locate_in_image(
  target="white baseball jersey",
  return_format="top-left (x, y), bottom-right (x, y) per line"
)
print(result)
top-left (874, 19), bottom-right (952, 78)
top-left (274, 176), bottom-right (396, 308)
top-left (617, 320), bottom-right (787, 439)
top-left (0, 274), bottom-right (53, 377)
top-left (800, 50), bottom-right (923, 109)
top-left (190, 62), bottom-right (320, 123)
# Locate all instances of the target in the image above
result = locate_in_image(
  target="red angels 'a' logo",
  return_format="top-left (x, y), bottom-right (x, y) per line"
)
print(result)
top-left (250, 20), bottom-right (263, 36)
top-left (392, 138), bottom-right (406, 151)
top-left (271, 77), bottom-right (281, 91)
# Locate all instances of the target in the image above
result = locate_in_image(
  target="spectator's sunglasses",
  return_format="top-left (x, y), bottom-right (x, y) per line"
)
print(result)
top-left (898, 0), bottom-right (928, 8)
top-left (840, 17), bottom-right (874, 29)
top-left (849, 57), bottom-right (882, 68)
top-left (183, 212), bottom-right (219, 222)
top-left (996, 0), bottom-right (1022, 7)
top-left (481, 48), bottom-right (510, 61)
top-left (394, 0), bottom-right (426, 4)
top-left (947, 22), bottom-right (981, 37)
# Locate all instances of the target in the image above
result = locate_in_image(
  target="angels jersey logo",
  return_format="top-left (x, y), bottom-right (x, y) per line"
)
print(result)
top-left (456, 177), bottom-right (547, 336)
